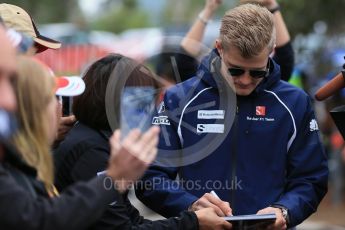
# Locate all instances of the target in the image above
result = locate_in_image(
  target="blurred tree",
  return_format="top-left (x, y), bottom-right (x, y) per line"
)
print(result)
top-left (3, 0), bottom-right (82, 24)
top-left (280, 0), bottom-right (345, 37)
top-left (92, 0), bottom-right (150, 33)
top-left (4, 0), bottom-right (345, 39)
top-left (160, 0), bottom-right (345, 39)
top-left (161, 0), bottom-right (236, 26)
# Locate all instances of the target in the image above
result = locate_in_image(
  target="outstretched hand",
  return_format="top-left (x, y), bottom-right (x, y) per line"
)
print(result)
top-left (106, 126), bottom-right (160, 193)
top-left (204, 0), bottom-right (223, 15)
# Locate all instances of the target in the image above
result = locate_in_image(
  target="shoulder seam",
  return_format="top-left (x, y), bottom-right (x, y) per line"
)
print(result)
top-left (264, 90), bottom-right (297, 152)
top-left (177, 87), bottom-right (213, 145)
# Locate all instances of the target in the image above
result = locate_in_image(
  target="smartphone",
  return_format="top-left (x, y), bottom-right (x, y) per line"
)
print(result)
top-left (223, 213), bottom-right (276, 229)
top-left (62, 96), bottom-right (73, 117)
top-left (120, 86), bottom-right (157, 139)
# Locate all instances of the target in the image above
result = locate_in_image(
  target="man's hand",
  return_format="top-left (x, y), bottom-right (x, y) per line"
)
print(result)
top-left (106, 127), bottom-right (160, 193)
top-left (204, 0), bottom-right (223, 17)
top-left (195, 208), bottom-right (232, 230)
top-left (257, 207), bottom-right (287, 230)
top-left (189, 193), bottom-right (232, 217)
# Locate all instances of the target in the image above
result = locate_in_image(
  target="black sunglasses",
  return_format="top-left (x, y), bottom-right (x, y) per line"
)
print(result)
top-left (228, 61), bottom-right (270, 79)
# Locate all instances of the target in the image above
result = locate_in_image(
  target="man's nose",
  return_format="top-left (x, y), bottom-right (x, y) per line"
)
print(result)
top-left (238, 71), bottom-right (252, 85)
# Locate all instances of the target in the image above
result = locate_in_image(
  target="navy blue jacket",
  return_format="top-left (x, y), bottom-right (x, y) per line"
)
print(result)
top-left (136, 50), bottom-right (328, 227)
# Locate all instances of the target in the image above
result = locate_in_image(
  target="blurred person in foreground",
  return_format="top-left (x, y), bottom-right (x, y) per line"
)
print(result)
top-left (0, 3), bottom-right (75, 144)
top-left (136, 4), bottom-right (328, 229)
top-left (54, 54), bottom-right (232, 230)
top-left (0, 26), bottom-right (160, 229)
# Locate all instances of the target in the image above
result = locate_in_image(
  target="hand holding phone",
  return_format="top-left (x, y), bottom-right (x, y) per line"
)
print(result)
top-left (120, 86), bottom-right (157, 140)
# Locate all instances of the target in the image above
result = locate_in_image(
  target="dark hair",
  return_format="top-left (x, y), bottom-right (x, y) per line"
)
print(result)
top-left (73, 54), bottom-right (157, 131)
top-left (153, 49), bottom-right (198, 83)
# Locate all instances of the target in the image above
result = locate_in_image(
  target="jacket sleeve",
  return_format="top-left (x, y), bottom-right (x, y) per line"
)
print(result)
top-left (273, 96), bottom-right (328, 227)
top-left (65, 142), bottom-right (199, 230)
top-left (0, 164), bottom-right (119, 230)
top-left (129, 211), bottom-right (199, 230)
top-left (135, 95), bottom-right (199, 218)
top-left (273, 41), bottom-right (295, 82)
top-left (94, 195), bottom-right (199, 230)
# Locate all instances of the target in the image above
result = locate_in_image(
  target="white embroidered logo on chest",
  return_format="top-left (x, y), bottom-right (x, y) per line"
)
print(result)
top-left (197, 124), bottom-right (224, 133)
top-left (197, 110), bottom-right (225, 119)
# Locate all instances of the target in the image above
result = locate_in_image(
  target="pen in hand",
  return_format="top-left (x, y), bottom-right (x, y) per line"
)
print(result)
top-left (210, 190), bottom-right (220, 199)
top-left (210, 190), bottom-right (233, 216)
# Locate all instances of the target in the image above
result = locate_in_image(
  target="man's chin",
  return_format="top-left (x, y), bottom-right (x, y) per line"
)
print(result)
top-left (235, 89), bottom-right (253, 96)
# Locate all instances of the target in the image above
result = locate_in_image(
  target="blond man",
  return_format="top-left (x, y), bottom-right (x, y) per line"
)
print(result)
top-left (137, 4), bottom-right (328, 229)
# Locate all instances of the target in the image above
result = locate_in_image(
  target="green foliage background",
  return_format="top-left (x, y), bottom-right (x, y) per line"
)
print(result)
top-left (4, 0), bottom-right (345, 37)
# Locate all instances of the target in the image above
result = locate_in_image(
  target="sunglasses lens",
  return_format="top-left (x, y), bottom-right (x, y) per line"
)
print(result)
top-left (250, 70), bottom-right (267, 78)
top-left (228, 63), bottom-right (269, 78)
top-left (228, 68), bottom-right (245, 77)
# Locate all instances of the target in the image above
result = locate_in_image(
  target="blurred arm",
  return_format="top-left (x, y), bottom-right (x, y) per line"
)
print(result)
top-left (181, 0), bottom-right (222, 57)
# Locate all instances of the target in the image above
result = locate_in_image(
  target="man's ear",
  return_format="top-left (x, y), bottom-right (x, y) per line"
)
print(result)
top-left (215, 39), bottom-right (222, 56)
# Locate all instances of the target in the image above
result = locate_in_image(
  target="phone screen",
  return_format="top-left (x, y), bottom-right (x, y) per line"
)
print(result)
top-left (120, 86), bottom-right (157, 139)
top-left (62, 96), bottom-right (73, 117)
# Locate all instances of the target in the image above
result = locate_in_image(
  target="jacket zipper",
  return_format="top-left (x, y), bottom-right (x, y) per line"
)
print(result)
top-left (230, 104), bottom-right (239, 213)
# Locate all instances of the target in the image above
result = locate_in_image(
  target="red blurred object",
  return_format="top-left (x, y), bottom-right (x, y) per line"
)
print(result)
top-left (35, 44), bottom-right (109, 75)
top-left (315, 72), bottom-right (345, 101)
top-left (330, 131), bottom-right (344, 150)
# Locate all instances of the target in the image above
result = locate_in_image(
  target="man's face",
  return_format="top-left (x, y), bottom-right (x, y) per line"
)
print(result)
top-left (0, 26), bottom-right (17, 112)
top-left (217, 43), bottom-right (270, 96)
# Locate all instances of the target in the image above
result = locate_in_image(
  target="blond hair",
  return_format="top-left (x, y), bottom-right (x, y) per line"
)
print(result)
top-left (219, 4), bottom-right (276, 58)
top-left (12, 56), bottom-right (56, 194)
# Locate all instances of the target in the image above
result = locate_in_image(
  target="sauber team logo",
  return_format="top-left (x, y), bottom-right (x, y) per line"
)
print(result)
top-left (197, 124), bottom-right (224, 133)
top-left (256, 106), bottom-right (266, 116)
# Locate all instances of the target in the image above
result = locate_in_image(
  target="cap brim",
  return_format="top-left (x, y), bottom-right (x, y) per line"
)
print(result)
top-left (34, 35), bottom-right (61, 50)
top-left (55, 76), bottom-right (85, 97)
